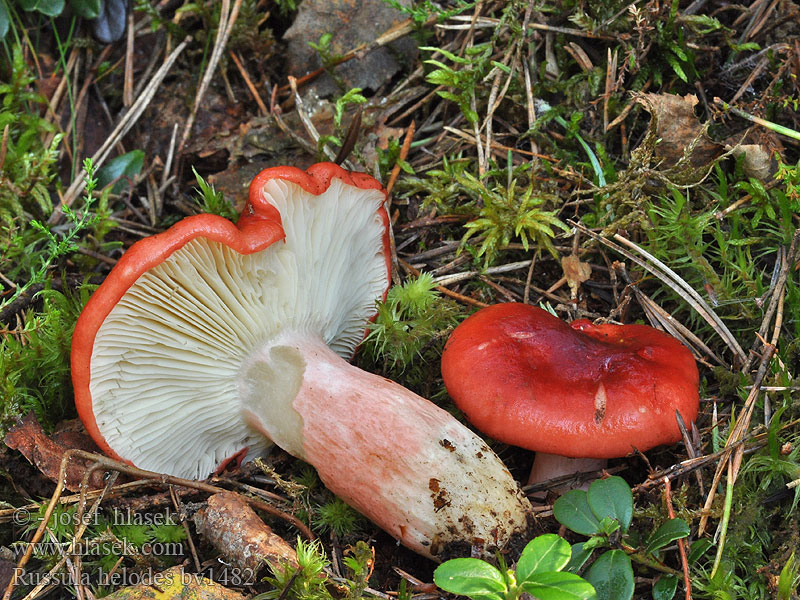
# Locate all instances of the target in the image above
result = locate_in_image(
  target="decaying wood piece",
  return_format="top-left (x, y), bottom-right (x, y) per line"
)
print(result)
top-left (193, 492), bottom-right (299, 576)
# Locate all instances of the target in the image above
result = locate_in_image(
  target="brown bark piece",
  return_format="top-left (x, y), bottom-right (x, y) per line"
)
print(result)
top-left (193, 492), bottom-right (299, 576)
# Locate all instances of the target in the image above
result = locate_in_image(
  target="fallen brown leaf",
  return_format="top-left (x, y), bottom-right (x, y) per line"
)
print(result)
top-left (635, 93), bottom-right (723, 169)
top-left (561, 254), bottom-right (592, 298)
top-left (730, 144), bottom-right (778, 181)
top-left (724, 128), bottom-right (783, 182)
top-left (4, 413), bottom-right (105, 492)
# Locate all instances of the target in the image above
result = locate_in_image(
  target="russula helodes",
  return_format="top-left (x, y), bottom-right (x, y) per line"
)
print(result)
top-left (440, 302), bottom-right (700, 487)
top-left (71, 163), bottom-right (532, 559)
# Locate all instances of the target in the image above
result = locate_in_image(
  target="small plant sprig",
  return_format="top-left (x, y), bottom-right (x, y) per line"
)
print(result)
top-left (433, 534), bottom-right (596, 600)
top-left (459, 158), bottom-right (569, 267)
top-left (364, 273), bottom-right (458, 375)
top-left (777, 552), bottom-right (799, 600)
top-left (309, 33), bottom-right (342, 71)
top-left (316, 88), bottom-right (367, 158)
top-left (257, 538), bottom-right (376, 600)
top-left (1, 158), bottom-right (104, 311)
top-left (341, 541), bottom-right (374, 600)
top-left (553, 476), bottom-right (691, 600)
top-left (191, 167), bottom-right (237, 220)
top-left (421, 44), bottom-right (492, 126)
top-left (383, 0), bottom-right (477, 29)
top-left (312, 497), bottom-right (363, 538)
top-left (258, 538), bottom-right (333, 600)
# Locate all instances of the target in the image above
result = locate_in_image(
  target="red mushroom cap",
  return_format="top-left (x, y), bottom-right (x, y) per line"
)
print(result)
top-left (440, 303), bottom-right (699, 458)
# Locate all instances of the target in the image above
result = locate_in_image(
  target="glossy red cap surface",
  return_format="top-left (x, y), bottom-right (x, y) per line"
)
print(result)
top-left (440, 303), bottom-right (699, 458)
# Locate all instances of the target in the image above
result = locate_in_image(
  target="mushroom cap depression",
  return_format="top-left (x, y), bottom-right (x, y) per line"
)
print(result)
top-left (72, 163), bottom-right (390, 479)
top-left (440, 303), bottom-right (699, 458)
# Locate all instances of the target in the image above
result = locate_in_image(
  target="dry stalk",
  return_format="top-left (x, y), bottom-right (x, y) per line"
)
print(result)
top-left (743, 230), bottom-right (800, 371)
top-left (229, 51), bottom-right (268, 115)
top-left (572, 221), bottom-right (747, 364)
top-left (699, 229), bottom-right (800, 534)
top-left (399, 259), bottom-right (488, 308)
top-left (48, 37), bottom-right (190, 224)
top-left (664, 477), bottom-right (692, 600)
top-left (178, 0), bottom-right (243, 155)
top-left (287, 76), bottom-right (338, 162)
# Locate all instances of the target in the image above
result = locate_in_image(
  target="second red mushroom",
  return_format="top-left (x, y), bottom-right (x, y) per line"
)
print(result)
top-left (441, 302), bottom-right (700, 489)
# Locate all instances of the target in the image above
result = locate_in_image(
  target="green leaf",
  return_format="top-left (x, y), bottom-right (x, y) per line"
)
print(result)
top-left (70, 0), bottom-right (101, 18)
top-left (420, 46), bottom-right (470, 64)
top-left (554, 490), bottom-right (602, 536)
top-left (653, 574), bottom-right (679, 600)
top-left (113, 522), bottom-right (150, 548)
top-left (436, 90), bottom-right (462, 104)
top-left (397, 159), bottom-right (414, 174)
top-left (768, 404), bottom-right (789, 460)
top-left (96, 150), bottom-right (145, 192)
top-left (516, 534), bottom-right (571, 582)
top-left (748, 177), bottom-right (768, 199)
top-left (426, 69), bottom-right (456, 86)
top-left (665, 52), bottom-right (688, 82)
top-left (726, 237), bottom-right (760, 246)
top-left (587, 476), bottom-right (633, 533)
top-left (729, 41), bottom-right (761, 52)
top-left (679, 14), bottom-right (723, 33)
top-left (687, 538), bottom-right (713, 565)
top-left (520, 571), bottom-right (597, 600)
top-left (645, 519), bottom-right (690, 555)
top-left (0, 1), bottom-right (9, 40)
top-left (581, 536), bottom-right (610, 554)
top-left (777, 551), bottom-right (797, 600)
top-left (17, 0), bottom-right (64, 15)
top-left (462, 106), bottom-right (479, 125)
top-left (670, 44), bottom-right (688, 61)
top-left (565, 542), bottom-right (593, 574)
top-left (433, 558), bottom-right (507, 600)
top-left (595, 516), bottom-right (621, 536)
top-left (584, 551), bottom-right (634, 600)
top-left (490, 61), bottom-right (511, 74)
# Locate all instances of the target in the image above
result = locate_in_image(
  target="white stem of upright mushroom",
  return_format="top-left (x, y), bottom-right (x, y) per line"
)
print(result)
top-left (240, 331), bottom-right (532, 560)
top-left (527, 453), bottom-right (607, 492)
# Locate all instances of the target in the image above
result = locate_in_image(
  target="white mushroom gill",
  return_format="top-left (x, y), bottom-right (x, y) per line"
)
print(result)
top-left (90, 179), bottom-right (388, 479)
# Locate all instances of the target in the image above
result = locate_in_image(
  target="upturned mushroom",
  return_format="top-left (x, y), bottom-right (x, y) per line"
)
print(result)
top-left (440, 302), bottom-right (700, 488)
top-left (72, 163), bottom-right (532, 559)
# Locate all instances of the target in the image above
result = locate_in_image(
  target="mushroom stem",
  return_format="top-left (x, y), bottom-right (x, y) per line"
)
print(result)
top-left (240, 332), bottom-right (532, 560)
top-left (527, 453), bottom-right (607, 491)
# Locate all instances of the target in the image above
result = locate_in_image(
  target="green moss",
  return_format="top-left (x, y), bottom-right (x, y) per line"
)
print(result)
top-left (1, 286), bottom-right (88, 435)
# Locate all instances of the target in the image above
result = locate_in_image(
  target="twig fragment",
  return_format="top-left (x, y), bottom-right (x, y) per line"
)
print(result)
top-left (49, 37), bottom-right (190, 224)
top-left (664, 477), bottom-right (692, 600)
